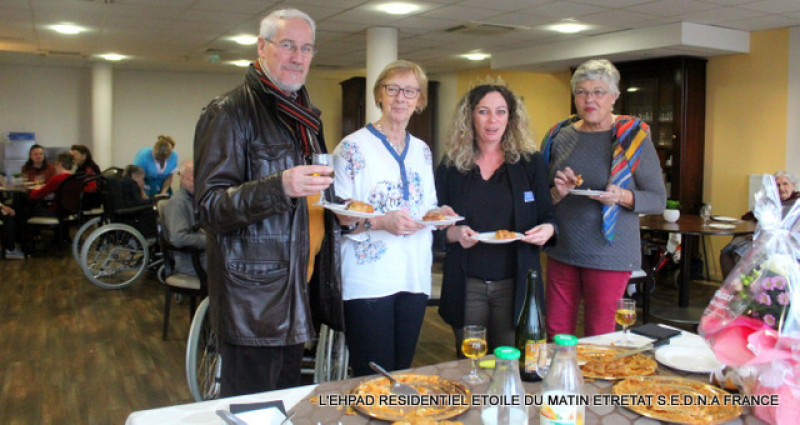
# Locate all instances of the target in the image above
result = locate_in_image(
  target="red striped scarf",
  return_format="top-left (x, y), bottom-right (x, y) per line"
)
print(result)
top-left (250, 60), bottom-right (322, 156)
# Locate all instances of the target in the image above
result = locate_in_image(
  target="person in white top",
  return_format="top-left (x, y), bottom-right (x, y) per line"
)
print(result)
top-left (333, 60), bottom-right (453, 377)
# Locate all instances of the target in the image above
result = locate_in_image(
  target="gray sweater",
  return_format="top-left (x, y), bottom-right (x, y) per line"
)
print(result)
top-left (545, 125), bottom-right (666, 271)
top-left (163, 187), bottom-right (207, 275)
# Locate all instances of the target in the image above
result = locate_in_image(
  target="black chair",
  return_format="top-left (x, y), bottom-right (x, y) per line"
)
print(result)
top-left (25, 174), bottom-right (85, 255)
top-left (156, 198), bottom-right (206, 340)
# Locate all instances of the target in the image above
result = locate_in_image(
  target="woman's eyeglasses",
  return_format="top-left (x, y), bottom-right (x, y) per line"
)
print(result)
top-left (383, 84), bottom-right (420, 99)
top-left (573, 88), bottom-right (609, 99)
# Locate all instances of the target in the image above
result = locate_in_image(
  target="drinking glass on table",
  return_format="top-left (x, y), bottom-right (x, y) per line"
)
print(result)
top-left (311, 153), bottom-right (333, 204)
top-left (616, 298), bottom-right (637, 345)
top-left (700, 204), bottom-right (712, 226)
top-left (462, 325), bottom-right (488, 384)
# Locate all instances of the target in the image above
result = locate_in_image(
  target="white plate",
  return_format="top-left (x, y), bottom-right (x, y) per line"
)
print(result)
top-left (414, 215), bottom-right (464, 226)
top-left (709, 223), bottom-right (735, 230)
top-left (711, 215), bottom-right (737, 222)
top-left (568, 189), bottom-right (613, 196)
top-left (655, 346), bottom-right (724, 373)
top-left (472, 231), bottom-right (523, 244)
top-left (320, 203), bottom-right (380, 218)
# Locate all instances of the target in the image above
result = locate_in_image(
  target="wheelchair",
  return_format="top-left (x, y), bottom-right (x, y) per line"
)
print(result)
top-left (71, 169), bottom-right (115, 264)
top-left (185, 296), bottom-right (349, 402)
top-left (77, 168), bottom-right (163, 289)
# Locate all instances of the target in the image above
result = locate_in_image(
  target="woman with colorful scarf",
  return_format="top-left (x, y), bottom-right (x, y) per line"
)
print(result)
top-left (541, 59), bottom-right (666, 337)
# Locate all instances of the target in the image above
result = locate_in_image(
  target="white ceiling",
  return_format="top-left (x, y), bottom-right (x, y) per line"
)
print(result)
top-left (1, 0), bottom-right (799, 75)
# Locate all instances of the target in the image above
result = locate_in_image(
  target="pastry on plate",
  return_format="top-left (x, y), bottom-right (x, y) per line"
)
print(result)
top-left (422, 211), bottom-right (447, 221)
top-left (346, 200), bottom-right (375, 213)
top-left (494, 230), bottom-right (517, 239)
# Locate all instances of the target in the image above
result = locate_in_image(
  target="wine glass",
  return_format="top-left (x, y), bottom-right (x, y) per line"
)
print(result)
top-left (461, 325), bottom-right (488, 384)
top-left (311, 153), bottom-right (333, 205)
top-left (700, 203), bottom-right (712, 226)
top-left (616, 298), bottom-right (637, 345)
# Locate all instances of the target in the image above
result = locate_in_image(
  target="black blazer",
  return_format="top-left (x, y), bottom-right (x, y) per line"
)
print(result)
top-left (435, 151), bottom-right (556, 328)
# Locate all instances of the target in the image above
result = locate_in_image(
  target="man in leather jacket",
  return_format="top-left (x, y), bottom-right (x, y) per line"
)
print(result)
top-left (193, 8), bottom-right (340, 397)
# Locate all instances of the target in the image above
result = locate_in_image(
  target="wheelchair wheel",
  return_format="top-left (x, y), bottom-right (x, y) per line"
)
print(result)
top-left (72, 216), bottom-right (102, 264)
top-left (80, 223), bottom-right (149, 290)
top-left (186, 297), bottom-right (221, 402)
top-left (314, 324), bottom-right (349, 383)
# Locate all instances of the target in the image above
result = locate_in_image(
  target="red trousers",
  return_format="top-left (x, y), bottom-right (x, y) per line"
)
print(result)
top-left (545, 257), bottom-right (631, 337)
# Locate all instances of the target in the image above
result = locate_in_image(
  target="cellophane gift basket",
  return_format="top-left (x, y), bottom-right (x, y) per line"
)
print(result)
top-left (700, 174), bottom-right (800, 425)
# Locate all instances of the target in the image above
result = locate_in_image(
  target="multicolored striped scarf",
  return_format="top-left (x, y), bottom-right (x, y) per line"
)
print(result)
top-left (248, 60), bottom-right (322, 156)
top-left (541, 114), bottom-right (649, 244)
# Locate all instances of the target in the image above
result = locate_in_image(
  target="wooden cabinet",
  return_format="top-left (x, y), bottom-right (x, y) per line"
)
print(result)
top-left (340, 77), bottom-right (367, 140)
top-left (339, 76), bottom-right (439, 157)
top-left (614, 56), bottom-right (707, 213)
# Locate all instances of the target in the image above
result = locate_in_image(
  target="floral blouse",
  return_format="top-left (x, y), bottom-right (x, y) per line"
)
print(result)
top-left (333, 125), bottom-right (439, 301)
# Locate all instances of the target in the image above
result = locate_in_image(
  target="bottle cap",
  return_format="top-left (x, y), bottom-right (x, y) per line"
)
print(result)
top-left (553, 334), bottom-right (578, 346)
top-left (493, 346), bottom-right (520, 360)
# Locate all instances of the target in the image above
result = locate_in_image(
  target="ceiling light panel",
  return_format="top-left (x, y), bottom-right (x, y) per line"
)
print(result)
top-left (377, 2), bottom-right (422, 15)
top-left (51, 24), bottom-right (86, 34)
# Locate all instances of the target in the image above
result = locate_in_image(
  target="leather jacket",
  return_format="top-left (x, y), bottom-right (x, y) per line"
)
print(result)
top-left (194, 68), bottom-right (341, 346)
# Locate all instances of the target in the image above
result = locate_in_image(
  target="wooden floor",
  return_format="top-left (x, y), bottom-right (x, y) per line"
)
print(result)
top-left (0, 250), bottom-right (713, 424)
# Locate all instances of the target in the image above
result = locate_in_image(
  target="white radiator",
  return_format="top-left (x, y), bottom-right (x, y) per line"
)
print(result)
top-left (748, 174), bottom-right (766, 210)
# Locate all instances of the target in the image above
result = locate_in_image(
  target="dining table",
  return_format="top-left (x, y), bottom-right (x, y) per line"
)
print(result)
top-left (125, 327), bottom-right (767, 424)
top-left (0, 181), bottom-right (40, 205)
top-left (639, 214), bottom-right (756, 324)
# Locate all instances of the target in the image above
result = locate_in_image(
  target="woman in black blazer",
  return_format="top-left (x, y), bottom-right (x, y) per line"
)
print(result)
top-left (435, 83), bottom-right (556, 354)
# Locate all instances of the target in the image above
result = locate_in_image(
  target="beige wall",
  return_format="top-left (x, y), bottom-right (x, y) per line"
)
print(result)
top-left (706, 28), bottom-right (789, 217)
top-left (704, 28), bottom-right (790, 278)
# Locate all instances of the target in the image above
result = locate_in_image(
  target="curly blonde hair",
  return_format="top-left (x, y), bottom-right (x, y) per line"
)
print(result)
top-left (443, 84), bottom-right (535, 172)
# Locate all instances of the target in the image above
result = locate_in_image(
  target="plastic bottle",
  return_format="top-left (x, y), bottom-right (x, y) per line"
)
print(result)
top-left (481, 346), bottom-right (528, 425)
top-left (516, 269), bottom-right (546, 381)
top-left (539, 334), bottom-right (585, 425)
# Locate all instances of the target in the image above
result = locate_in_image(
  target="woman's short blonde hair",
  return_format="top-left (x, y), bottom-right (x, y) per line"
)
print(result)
top-left (443, 83), bottom-right (536, 172)
top-left (372, 60), bottom-right (428, 113)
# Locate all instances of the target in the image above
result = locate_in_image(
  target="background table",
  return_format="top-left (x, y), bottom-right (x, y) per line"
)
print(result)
top-left (640, 214), bottom-right (756, 324)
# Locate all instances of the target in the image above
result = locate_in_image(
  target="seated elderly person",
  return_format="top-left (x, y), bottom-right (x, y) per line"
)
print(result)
top-left (121, 165), bottom-right (153, 208)
top-left (720, 170), bottom-right (800, 278)
top-left (161, 161), bottom-right (206, 275)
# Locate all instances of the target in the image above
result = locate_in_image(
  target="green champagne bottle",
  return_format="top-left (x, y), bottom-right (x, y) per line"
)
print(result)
top-left (515, 269), bottom-right (546, 382)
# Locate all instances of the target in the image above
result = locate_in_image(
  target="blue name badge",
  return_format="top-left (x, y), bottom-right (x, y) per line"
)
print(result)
top-left (524, 191), bottom-right (535, 203)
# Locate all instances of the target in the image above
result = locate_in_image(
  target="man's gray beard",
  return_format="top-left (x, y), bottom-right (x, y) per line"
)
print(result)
top-left (259, 58), bottom-right (303, 93)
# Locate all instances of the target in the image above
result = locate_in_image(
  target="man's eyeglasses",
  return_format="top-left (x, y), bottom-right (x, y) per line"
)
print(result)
top-left (573, 88), bottom-right (609, 99)
top-left (383, 84), bottom-right (420, 99)
top-left (266, 39), bottom-right (316, 57)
